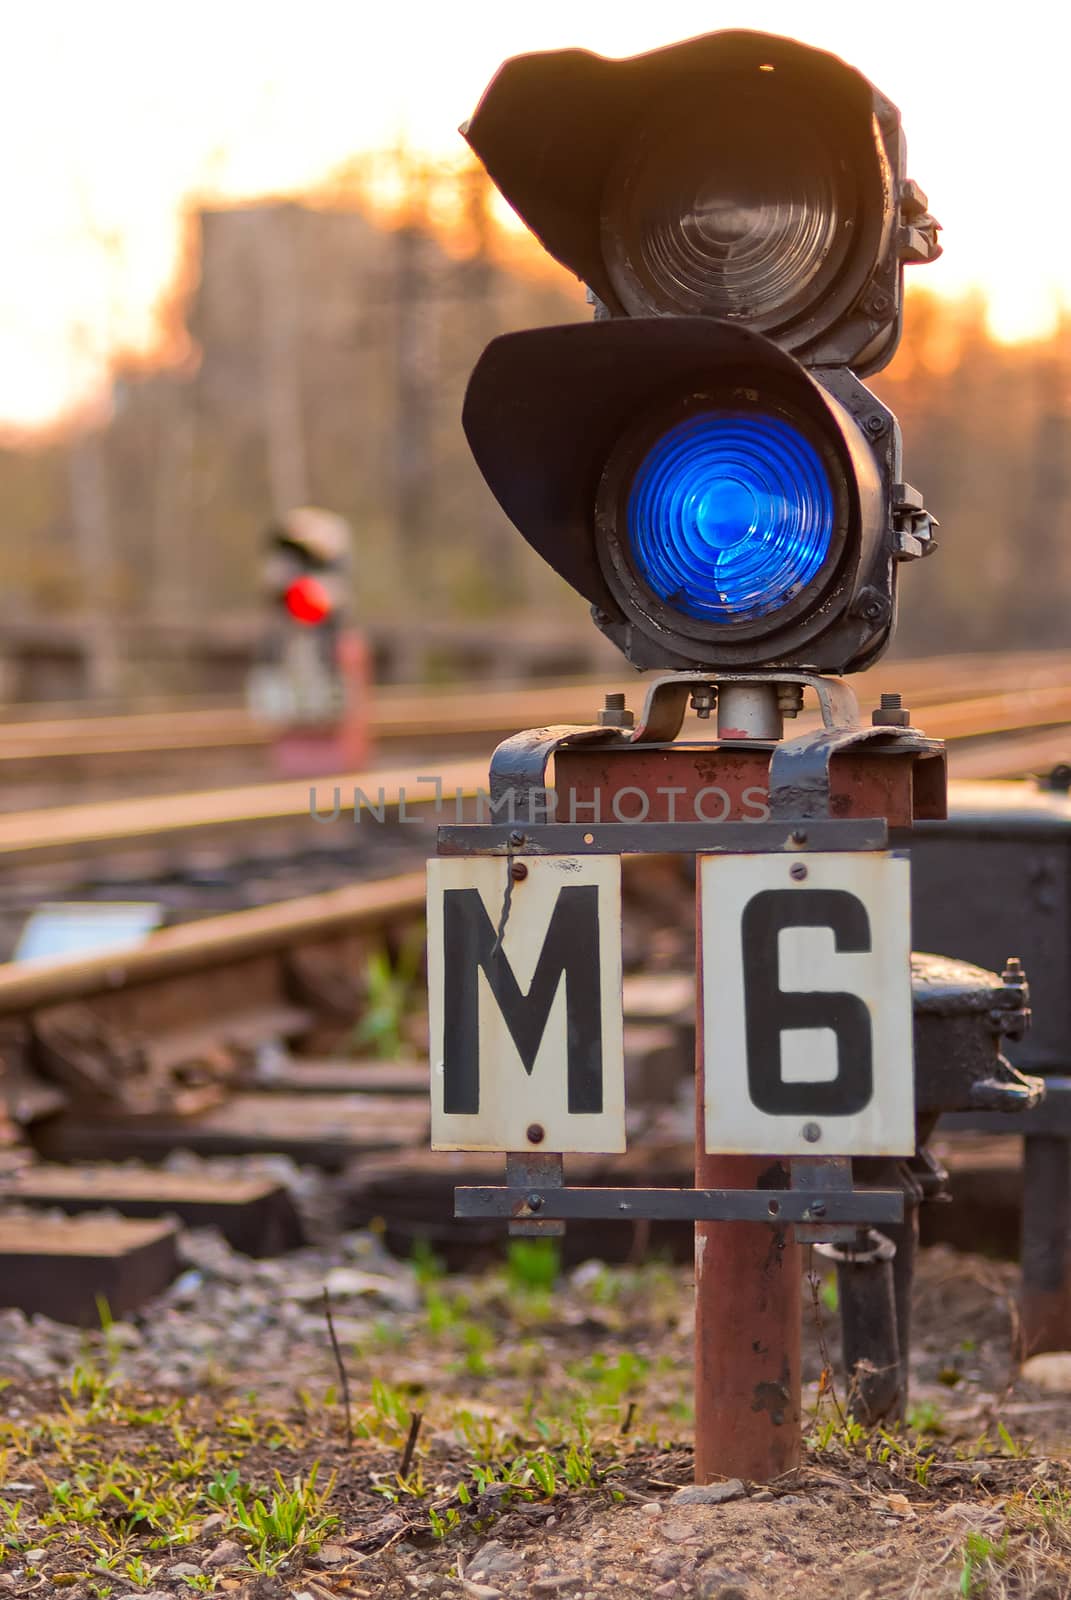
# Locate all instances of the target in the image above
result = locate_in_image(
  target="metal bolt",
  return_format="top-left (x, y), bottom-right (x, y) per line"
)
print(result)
top-left (791, 829), bottom-right (808, 846)
top-left (777, 684), bottom-right (805, 717)
top-left (690, 684), bottom-right (717, 719)
top-left (510, 861), bottom-right (528, 881)
top-left (872, 692), bottom-right (910, 727)
top-left (598, 691), bottom-right (634, 730)
top-left (850, 586), bottom-right (889, 623)
top-left (526, 1122), bottom-right (545, 1144)
top-left (1002, 956), bottom-right (1027, 986)
top-left (790, 862), bottom-right (808, 881)
top-left (526, 1193), bottom-right (543, 1212)
top-left (806, 1201), bottom-right (827, 1219)
top-left (802, 1122), bottom-right (822, 1143)
top-left (865, 412), bottom-right (888, 435)
top-left (509, 830), bottom-right (525, 848)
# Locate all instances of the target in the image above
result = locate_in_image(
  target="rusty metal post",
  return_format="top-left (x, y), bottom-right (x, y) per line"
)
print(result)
top-left (695, 893), bottom-right (802, 1480)
top-left (695, 679), bottom-right (802, 1483)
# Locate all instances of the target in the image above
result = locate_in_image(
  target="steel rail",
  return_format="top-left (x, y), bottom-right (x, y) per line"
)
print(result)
top-left (947, 727), bottom-right (1071, 781)
top-left (0, 870), bottom-right (428, 1015)
top-left (2, 703), bottom-right (1070, 869)
top-left (0, 758), bottom-right (484, 864)
top-left (3, 650), bottom-right (1071, 765)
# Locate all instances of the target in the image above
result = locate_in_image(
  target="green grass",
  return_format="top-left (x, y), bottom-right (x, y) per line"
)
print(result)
top-left (350, 936), bottom-right (425, 1058)
top-left (218, 1465), bottom-right (338, 1572)
top-left (959, 1530), bottom-right (1009, 1596)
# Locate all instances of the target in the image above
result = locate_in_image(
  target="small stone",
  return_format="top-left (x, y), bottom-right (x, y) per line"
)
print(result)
top-left (531, 1577), bottom-right (582, 1593)
top-left (102, 1320), bottom-right (141, 1348)
top-left (660, 1520), bottom-right (699, 1544)
top-left (287, 1266), bottom-right (417, 1311)
top-left (316, 1543), bottom-right (349, 1565)
top-left (1020, 1352), bottom-right (1071, 1392)
top-left (695, 1573), bottom-right (751, 1600)
top-left (751, 1490), bottom-right (774, 1503)
top-left (640, 1500), bottom-right (664, 1516)
top-left (669, 1479), bottom-right (744, 1507)
top-left (167, 1563), bottom-right (204, 1578)
top-left (168, 1269), bottom-right (204, 1303)
top-left (23, 1549), bottom-right (47, 1563)
top-left (7, 1347), bottom-right (57, 1379)
top-left (650, 1554), bottom-right (682, 1578)
top-left (204, 1538), bottom-right (243, 1568)
top-left (653, 1585), bottom-right (679, 1599)
top-left (778, 1494), bottom-right (806, 1506)
top-left (469, 1542), bottom-right (523, 1578)
top-left (460, 1583), bottom-right (504, 1600)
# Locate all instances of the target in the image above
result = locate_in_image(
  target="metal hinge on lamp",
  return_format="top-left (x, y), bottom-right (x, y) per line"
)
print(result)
top-left (899, 179), bottom-right (942, 265)
top-left (893, 482), bottom-right (938, 560)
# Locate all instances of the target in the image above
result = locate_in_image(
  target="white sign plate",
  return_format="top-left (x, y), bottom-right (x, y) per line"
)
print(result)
top-left (428, 855), bottom-right (625, 1152)
top-left (700, 851), bottom-right (913, 1157)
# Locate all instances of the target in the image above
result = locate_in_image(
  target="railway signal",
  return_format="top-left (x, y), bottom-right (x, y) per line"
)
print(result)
top-left (249, 507), bottom-right (371, 772)
top-left (462, 29), bottom-right (940, 673)
top-left (263, 507), bottom-right (351, 642)
top-left (433, 29), bottom-right (965, 1486)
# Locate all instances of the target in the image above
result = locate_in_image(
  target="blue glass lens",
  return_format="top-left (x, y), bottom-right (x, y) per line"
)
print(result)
top-left (626, 411), bottom-right (835, 623)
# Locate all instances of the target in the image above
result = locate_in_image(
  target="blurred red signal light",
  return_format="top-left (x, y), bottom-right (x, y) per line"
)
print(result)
top-left (284, 575), bottom-right (333, 625)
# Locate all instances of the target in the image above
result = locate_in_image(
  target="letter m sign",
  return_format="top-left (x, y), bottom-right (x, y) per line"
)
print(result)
top-left (428, 856), bottom-right (625, 1152)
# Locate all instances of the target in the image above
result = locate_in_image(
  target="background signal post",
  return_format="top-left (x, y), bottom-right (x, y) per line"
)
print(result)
top-left (428, 28), bottom-right (968, 1484)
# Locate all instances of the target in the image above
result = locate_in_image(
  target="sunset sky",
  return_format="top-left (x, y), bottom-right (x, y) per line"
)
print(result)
top-left (3, 0), bottom-right (1068, 432)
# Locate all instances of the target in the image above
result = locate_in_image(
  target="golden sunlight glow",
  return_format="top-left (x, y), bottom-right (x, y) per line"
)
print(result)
top-left (2, 0), bottom-right (1068, 431)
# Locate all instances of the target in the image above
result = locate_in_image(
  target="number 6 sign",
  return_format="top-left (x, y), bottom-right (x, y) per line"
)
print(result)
top-left (700, 851), bottom-right (914, 1156)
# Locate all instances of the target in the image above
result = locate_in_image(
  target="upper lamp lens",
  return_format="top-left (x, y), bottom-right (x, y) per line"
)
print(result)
top-left (601, 81), bottom-right (856, 329)
top-left (626, 410), bottom-right (835, 622)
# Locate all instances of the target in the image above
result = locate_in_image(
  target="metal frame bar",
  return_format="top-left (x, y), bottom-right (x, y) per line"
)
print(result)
top-left (438, 819), bottom-right (888, 856)
top-left (455, 1184), bottom-right (904, 1225)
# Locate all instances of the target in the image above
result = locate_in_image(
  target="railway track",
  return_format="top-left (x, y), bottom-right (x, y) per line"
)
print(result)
top-left (1, 667), bottom-right (1070, 887)
top-left (3, 647), bottom-right (1071, 802)
top-left (2, 667), bottom-right (1071, 1321)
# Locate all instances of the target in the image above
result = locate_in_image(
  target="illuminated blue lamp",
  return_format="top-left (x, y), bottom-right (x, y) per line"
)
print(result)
top-left (626, 410), bottom-right (836, 622)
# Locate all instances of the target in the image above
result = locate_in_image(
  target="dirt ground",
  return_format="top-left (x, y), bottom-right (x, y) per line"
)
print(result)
top-left (0, 1241), bottom-right (1069, 1600)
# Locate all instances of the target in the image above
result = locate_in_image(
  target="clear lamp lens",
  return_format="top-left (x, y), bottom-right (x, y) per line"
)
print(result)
top-left (602, 84), bottom-right (851, 326)
top-left (625, 410), bottom-right (835, 622)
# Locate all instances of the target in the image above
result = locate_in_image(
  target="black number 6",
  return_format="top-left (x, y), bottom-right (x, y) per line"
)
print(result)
top-left (741, 888), bottom-right (873, 1116)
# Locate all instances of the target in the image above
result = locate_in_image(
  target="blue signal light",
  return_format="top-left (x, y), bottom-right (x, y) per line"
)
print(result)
top-left (626, 411), bottom-right (836, 622)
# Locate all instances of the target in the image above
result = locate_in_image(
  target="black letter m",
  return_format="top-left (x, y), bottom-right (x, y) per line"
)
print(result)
top-left (442, 884), bottom-right (603, 1116)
